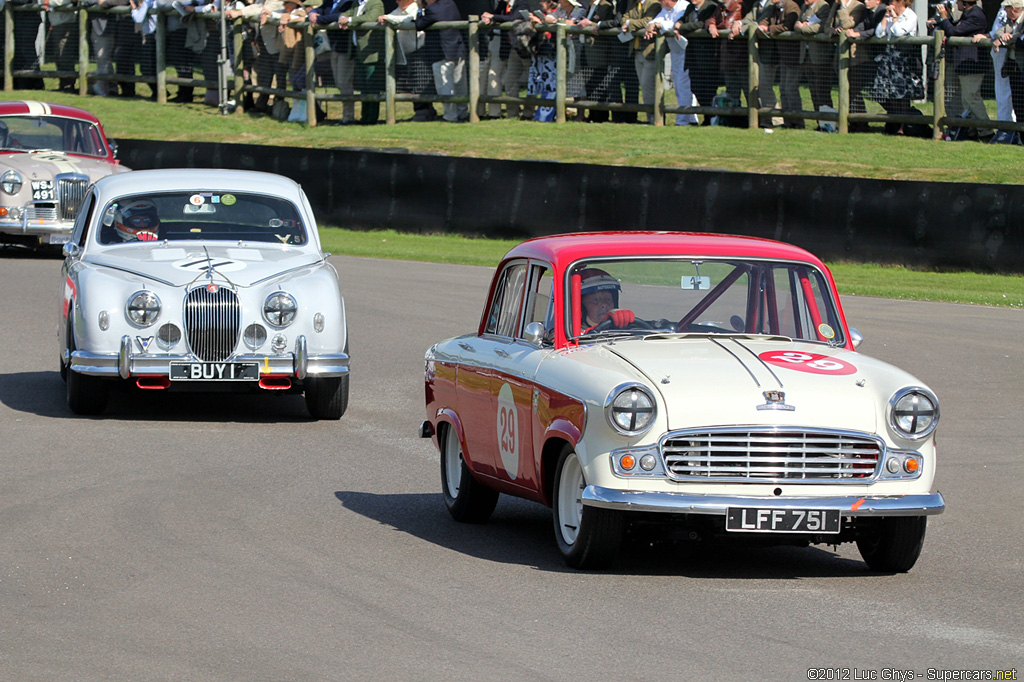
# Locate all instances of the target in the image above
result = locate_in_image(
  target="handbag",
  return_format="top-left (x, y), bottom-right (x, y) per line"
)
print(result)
top-left (288, 99), bottom-right (308, 123)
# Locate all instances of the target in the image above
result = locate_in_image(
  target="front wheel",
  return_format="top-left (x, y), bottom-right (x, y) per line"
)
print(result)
top-left (440, 423), bottom-right (498, 523)
top-left (65, 323), bottom-right (108, 415)
top-left (856, 516), bottom-right (927, 572)
top-left (304, 374), bottom-right (349, 420)
top-left (552, 446), bottom-right (622, 569)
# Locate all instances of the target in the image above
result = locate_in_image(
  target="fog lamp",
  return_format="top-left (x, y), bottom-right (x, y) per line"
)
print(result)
top-left (157, 323), bottom-right (181, 349)
top-left (640, 454), bottom-right (657, 471)
top-left (886, 457), bottom-right (901, 474)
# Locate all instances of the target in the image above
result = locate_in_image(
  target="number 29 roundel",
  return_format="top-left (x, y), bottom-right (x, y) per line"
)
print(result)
top-left (496, 383), bottom-right (520, 479)
top-left (758, 351), bottom-right (857, 376)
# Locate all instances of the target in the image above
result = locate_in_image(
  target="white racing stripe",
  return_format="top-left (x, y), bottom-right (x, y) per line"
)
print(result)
top-left (23, 101), bottom-right (52, 116)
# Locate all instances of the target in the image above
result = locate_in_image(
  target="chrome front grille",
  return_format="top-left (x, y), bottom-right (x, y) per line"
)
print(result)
top-left (25, 205), bottom-right (59, 222)
top-left (183, 287), bottom-right (241, 362)
top-left (661, 428), bottom-right (883, 483)
top-left (57, 176), bottom-right (89, 220)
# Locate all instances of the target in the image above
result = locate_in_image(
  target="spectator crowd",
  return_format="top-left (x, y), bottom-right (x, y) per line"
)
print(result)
top-left (2, 0), bottom-right (1023, 136)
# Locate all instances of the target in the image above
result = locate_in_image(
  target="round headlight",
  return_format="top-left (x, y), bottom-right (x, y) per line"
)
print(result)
top-left (606, 383), bottom-right (656, 436)
top-left (889, 387), bottom-right (939, 440)
top-left (126, 290), bottom-right (161, 327)
top-left (1, 170), bottom-right (23, 195)
top-left (263, 292), bottom-right (297, 328)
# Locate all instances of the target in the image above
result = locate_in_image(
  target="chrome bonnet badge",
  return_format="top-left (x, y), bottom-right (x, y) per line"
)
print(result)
top-left (757, 390), bottom-right (795, 411)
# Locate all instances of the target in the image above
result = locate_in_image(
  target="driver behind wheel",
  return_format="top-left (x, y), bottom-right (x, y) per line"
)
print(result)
top-left (114, 199), bottom-right (161, 242)
top-left (579, 268), bottom-right (635, 330)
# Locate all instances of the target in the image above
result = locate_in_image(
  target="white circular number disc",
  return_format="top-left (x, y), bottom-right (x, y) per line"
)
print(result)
top-left (496, 383), bottom-right (519, 479)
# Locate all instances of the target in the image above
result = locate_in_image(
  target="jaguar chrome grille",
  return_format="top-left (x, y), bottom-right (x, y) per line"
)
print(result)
top-left (57, 176), bottom-right (89, 220)
top-left (661, 429), bottom-right (882, 483)
top-left (184, 287), bottom-right (241, 362)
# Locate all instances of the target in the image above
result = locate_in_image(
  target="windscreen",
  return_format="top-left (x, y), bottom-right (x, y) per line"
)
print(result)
top-left (0, 115), bottom-right (107, 157)
top-left (97, 191), bottom-right (308, 246)
top-left (567, 258), bottom-right (844, 346)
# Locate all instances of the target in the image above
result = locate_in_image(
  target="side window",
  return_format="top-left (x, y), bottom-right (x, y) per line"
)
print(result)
top-left (484, 263), bottom-right (527, 337)
top-left (71, 192), bottom-right (96, 247)
top-left (521, 265), bottom-right (553, 339)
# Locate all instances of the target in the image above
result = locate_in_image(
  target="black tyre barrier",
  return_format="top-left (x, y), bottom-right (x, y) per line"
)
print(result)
top-left (116, 139), bottom-right (1024, 273)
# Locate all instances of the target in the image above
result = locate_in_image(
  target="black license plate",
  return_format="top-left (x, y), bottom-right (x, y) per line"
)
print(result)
top-left (169, 362), bottom-right (259, 381)
top-left (726, 508), bottom-right (841, 534)
top-left (31, 180), bottom-right (54, 201)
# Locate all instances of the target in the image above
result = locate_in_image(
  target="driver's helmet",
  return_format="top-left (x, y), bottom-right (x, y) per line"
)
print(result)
top-left (579, 268), bottom-right (621, 308)
top-left (114, 199), bottom-right (160, 242)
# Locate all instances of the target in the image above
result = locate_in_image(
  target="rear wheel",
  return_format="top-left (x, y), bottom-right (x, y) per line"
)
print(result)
top-left (304, 374), bottom-right (349, 420)
top-left (856, 516), bottom-right (927, 572)
top-left (552, 445), bottom-right (622, 569)
top-left (440, 423), bottom-right (498, 523)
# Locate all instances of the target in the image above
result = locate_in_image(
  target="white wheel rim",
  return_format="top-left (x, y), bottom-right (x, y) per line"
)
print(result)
top-left (444, 426), bottom-right (463, 500)
top-left (557, 453), bottom-right (584, 546)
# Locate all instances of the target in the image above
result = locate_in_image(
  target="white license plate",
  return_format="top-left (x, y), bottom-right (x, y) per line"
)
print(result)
top-left (49, 234), bottom-right (70, 245)
top-left (169, 362), bottom-right (259, 381)
top-left (725, 508), bottom-right (841, 534)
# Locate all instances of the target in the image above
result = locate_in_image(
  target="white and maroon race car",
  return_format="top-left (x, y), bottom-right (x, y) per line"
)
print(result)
top-left (1, 100), bottom-right (129, 248)
top-left (422, 232), bottom-right (943, 571)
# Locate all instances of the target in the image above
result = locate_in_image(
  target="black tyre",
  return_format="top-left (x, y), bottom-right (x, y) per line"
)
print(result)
top-left (552, 445), bottom-right (622, 570)
top-left (440, 423), bottom-right (498, 523)
top-left (66, 333), bottom-right (108, 416)
top-left (304, 374), bottom-right (349, 420)
top-left (856, 516), bottom-right (927, 573)
top-left (60, 314), bottom-right (71, 383)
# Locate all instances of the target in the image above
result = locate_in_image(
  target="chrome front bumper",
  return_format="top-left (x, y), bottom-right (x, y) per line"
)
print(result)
top-left (0, 219), bottom-right (72, 244)
top-left (582, 486), bottom-right (945, 517)
top-left (69, 335), bottom-right (349, 380)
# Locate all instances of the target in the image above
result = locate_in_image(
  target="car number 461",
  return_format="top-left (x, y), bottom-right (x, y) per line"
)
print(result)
top-left (726, 508), bottom-right (841, 533)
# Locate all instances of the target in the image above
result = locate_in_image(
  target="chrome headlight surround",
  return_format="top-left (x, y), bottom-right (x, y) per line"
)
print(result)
top-left (125, 290), bottom-right (161, 327)
top-left (605, 383), bottom-right (657, 436)
top-left (888, 387), bottom-right (939, 441)
top-left (263, 292), bottom-right (297, 328)
top-left (1, 170), bottom-right (23, 195)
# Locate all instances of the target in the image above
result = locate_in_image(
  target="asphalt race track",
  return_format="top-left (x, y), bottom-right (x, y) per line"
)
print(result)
top-left (1, 250), bottom-right (1022, 681)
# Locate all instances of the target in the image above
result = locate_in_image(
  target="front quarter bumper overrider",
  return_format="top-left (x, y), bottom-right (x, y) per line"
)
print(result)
top-left (69, 335), bottom-right (349, 380)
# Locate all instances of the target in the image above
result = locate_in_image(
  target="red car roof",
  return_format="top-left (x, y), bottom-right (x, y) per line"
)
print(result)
top-left (0, 100), bottom-right (102, 124)
top-left (502, 232), bottom-right (828, 270)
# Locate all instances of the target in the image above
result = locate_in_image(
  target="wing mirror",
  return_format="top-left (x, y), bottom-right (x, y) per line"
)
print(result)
top-left (523, 321), bottom-right (545, 345)
top-left (62, 241), bottom-right (81, 259)
top-left (849, 327), bottom-right (862, 349)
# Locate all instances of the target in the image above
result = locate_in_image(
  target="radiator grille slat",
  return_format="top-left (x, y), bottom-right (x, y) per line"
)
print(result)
top-left (184, 287), bottom-right (240, 362)
top-left (661, 429), bottom-right (882, 483)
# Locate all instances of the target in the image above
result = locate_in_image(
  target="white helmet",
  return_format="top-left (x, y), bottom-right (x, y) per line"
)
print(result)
top-left (114, 199), bottom-right (160, 242)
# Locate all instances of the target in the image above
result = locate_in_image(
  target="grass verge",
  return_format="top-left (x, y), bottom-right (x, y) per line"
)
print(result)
top-left (320, 227), bottom-right (1024, 309)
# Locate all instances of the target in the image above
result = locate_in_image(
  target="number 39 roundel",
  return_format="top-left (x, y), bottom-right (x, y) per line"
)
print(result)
top-left (758, 351), bottom-right (857, 376)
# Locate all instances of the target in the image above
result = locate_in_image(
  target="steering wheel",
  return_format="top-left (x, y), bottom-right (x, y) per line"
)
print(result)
top-left (584, 316), bottom-right (657, 334)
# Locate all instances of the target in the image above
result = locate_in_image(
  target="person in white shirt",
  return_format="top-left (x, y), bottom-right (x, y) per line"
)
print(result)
top-left (870, 0), bottom-right (922, 134)
top-left (643, 0), bottom-right (696, 124)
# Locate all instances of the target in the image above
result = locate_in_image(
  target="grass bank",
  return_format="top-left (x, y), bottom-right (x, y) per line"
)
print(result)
top-left (19, 91), bottom-right (1024, 185)
top-left (320, 228), bottom-right (1024, 309)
